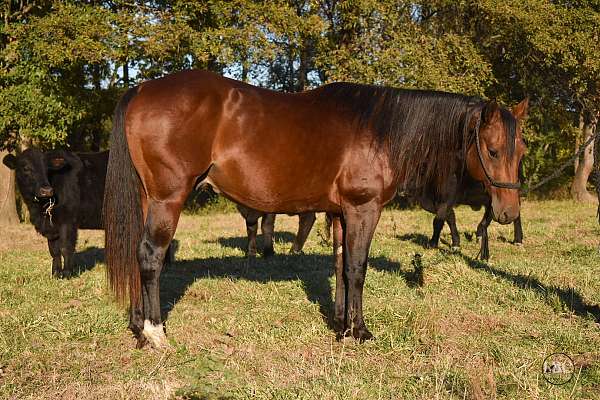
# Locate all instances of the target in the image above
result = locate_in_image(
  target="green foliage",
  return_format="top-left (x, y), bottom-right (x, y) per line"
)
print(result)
top-left (1, 0), bottom-right (598, 192)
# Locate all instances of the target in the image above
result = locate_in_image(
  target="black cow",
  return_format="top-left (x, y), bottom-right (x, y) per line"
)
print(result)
top-left (3, 148), bottom-right (108, 278)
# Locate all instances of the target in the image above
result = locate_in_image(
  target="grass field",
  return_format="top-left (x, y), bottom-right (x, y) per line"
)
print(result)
top-left (1, 200), bottom-right (599, 399)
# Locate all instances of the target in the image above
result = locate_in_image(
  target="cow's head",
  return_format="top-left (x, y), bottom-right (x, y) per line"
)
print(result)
top-left (3, 148), bottom-right (69, 203)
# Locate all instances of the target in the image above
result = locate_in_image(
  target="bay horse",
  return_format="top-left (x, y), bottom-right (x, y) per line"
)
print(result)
top-left (103, 70), bottom-right (527, 348)
top-left (236, 205), bottom-right (316, 256)
top-left (415, 173), bottom-right (524, 259)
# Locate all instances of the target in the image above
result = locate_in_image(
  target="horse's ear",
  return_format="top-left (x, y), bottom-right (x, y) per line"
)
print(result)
top-left (512, 97), bottom-right (529, 120)
top-left (2, 154), bottom-right (17, 170)
top-left (482, 100), bottom-right (500, 123)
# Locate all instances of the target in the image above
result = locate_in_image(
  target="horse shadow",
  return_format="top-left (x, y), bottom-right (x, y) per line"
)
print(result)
top-left (159, 250), bottom-right (409, 330)
top-left (458, 253), bottom-right (600, 323)
top-left (216, 232), bottom-right (297, 253)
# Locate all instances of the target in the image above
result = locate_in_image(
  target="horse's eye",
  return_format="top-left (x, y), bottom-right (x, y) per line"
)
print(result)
top-left (488, 149), bottom-right (498, 159)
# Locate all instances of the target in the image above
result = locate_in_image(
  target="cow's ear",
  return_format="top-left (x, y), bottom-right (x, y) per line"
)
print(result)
top-left (48, 156), bottom-right (67, 170)
top-left (2, 154), bottom-right (17, 170)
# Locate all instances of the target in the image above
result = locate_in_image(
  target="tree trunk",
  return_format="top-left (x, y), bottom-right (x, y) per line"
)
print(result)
top-left (0, 150), bottom-right (19, 226)
top-left (571, 110), bottom-right (598, 203)
top-left (574, 112), bottom-right (584, 173)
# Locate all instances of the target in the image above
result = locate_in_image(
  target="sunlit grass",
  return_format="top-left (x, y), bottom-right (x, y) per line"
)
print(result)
top-left (1, 200), bottom-right (599, 399)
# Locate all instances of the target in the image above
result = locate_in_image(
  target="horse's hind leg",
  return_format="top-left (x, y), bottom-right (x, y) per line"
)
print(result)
top-left (513, 215), bottom-right (523, 245)
top-left (291, 212), bottom-right (316, 254)
top-left (261, 213), bottom-right (276, 257)
top-left (446, 209), bottom-right (460, 249)
top-left (139, 196), bottom-right (186, 348)
top-left (237, 205), bottom-right (261, 257)
top-left (428, 216), bottom-right (444, 248)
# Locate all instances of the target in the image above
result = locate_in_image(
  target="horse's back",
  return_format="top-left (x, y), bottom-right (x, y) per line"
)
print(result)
top-left (124, 70), bottom-right (395, 213)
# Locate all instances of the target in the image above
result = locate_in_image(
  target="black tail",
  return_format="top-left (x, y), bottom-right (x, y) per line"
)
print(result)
top-left (103, 87), bottom-right (142, 307)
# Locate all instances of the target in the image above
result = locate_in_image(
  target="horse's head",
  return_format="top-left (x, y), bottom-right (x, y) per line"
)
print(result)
top-left (466, 98), bottom-right (528, 224)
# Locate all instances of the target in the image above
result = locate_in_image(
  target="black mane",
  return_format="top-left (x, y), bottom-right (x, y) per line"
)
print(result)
top-left (318, 82), bottom-right (516, 194)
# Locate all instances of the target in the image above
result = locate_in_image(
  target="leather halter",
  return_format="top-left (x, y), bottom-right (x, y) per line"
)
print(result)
top-left (474, 114), bottom-right (521, 190)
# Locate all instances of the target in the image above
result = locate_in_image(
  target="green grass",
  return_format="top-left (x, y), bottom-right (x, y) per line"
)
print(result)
top-left (1, 200), bottom-right (599, 399)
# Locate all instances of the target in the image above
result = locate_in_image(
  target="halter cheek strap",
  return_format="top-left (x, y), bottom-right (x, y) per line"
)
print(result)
top-left (474, 115), bottom-right (521, 190)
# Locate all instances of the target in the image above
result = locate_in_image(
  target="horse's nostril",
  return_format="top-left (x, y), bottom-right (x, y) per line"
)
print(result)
top-left (38, 186), bottom-right (54, 197)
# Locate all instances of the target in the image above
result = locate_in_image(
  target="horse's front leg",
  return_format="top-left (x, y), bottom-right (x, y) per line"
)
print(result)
top-left (513, 215), bottom-right (523, 245)
top-left (341, 202), bottom-right (381, 341)
top-left (138, 198), bottom-right (184, 349)
top-left (477, 206), bottom-right (493, 260)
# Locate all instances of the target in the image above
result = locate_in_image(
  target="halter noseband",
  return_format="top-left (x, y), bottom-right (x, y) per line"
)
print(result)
top-left (473, 112), bottom-right (521, 190)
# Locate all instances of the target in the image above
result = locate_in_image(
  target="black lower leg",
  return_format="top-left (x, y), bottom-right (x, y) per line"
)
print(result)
top-left (513, 215), bottom-right (523, 244)
top-left (261, 213), bottom-right (275, 257)
top-left (342, 204), bottom-right (380, 342)
top-left (59, 224), bottom-right (77, 278)
top-left (291, 212), bottom-right (316, 253)
top-left (446, 209), bottom-right (460, 248)
top-left (429, 217), bottom-right (444, 248)
top-left (47, 237), bottom-right (61, 277)
top-left (478, 207), bottom-right (493, 260)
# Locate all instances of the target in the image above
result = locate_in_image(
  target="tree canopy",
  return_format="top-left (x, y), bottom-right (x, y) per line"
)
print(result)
top-left (1, 0), bottom-right (599, 193)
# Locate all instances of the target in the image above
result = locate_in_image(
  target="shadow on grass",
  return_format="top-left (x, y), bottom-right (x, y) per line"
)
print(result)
top-left (396, 233), bottom-right (430, 248)
top-left (459, 253), bottom-right (600, 323)
top-left (70, 246), bottom-right (104, 277)
top-left (216, 231), bottom-right (297, 253)
top-left (159, 241), bottom-right (408, 331)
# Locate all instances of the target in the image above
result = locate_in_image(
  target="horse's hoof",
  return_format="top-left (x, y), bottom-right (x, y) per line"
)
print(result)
top-left (135, 335), bottom-right (149, 349)
top-left (289, 248), bottom-right (303, 255)
top-left (514, 242), bottom-right (523, 247)
top-left (142, 320), bottom-right (169, 349)
top-left (450, 246), bottom-right (461, 252)
top-left (426, 242), bottom-right (438, 249)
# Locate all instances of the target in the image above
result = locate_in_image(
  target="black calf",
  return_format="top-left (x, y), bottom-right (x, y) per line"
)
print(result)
top-left (3, 149), bottom-right (108, 277)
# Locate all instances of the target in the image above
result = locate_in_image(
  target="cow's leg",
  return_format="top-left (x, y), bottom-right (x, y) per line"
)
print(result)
top-left (290, 212), bottom-right (316, 254)
top-left (513, 215), bottom-right (523, 245)
top-left (446, 209), bottom-right (460, 249)
top-left (47, 236), bottom-right (61, 277)
top-left (341, 202), bottom-right (380, 341)
top-left (428, 216), bottom-right (444, 248)
top-left (59, 223), bottom-right (77, 278)
top-left (237, 204), bottom-right (261, 257)
top-left (139, 197), bottom-right (184, 349)
top-left (330, 214), bottom-right (346, 336)
top-left (261, 213), bottom-right (276, 257)
top-left (477, 206), bottom-right (493, 260)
